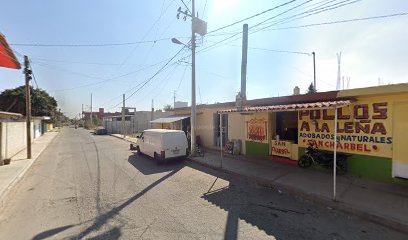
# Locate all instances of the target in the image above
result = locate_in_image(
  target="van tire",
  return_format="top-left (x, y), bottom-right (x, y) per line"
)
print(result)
top-left (154, 152), bottom-right (163, 164)
top-left (136, 146), bottom-right (141, 155)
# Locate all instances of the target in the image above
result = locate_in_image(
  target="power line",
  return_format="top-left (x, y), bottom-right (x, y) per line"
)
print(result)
top-left (204, 40), bottom-right (311, 55)
top-left (29, 60), bottom-right (39, 89)
top-left (253, 0), bottom-right (362, 32)
top-left (206, 0), bottom-right (298, 35)
top-left (8, 38), bottom-right (183, 47)
top-left (108, 46), bottom-right (187, 110)
top-left (260, 12), bottom-right (408, 31)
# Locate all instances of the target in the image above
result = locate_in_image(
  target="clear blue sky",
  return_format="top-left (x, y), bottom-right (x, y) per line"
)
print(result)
top-left (1, 0), bottom-right (407, 117)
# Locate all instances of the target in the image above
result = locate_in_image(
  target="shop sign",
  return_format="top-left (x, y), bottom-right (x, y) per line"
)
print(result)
top-left (298, 102), bottom-right (392, 158)
top-left (246, 117), bottom-right (267, 142)
top-left (271, 140), bottom-right (292, 158)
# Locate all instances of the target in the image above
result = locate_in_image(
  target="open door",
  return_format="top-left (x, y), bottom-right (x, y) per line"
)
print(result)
top-left (392, 102), bottom-right (408, 179)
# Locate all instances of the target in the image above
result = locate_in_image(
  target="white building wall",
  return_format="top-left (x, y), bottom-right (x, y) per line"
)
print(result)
top-left (0, 121), bottom-right (31, 160)
top-left (104, 111), bottom-right (174, 134)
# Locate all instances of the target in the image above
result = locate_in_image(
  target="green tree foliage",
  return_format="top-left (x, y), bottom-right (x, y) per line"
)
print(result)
top-left (163, 104), bottom-right (174, 111)
top-left (0, 85), bottom-right (61, 122)
top-left (306, 83), bottom-right (317, 94)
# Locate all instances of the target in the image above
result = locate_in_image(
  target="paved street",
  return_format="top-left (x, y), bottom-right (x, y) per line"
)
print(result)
top-left (0, 128), bottom-right (406, 240)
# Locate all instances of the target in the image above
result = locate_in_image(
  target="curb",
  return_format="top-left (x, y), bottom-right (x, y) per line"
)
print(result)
top-left (0, 132), bottom-right (59, 210)
top-left (110, 134), bottom-right (137, 144)
top-left (187, 157), bottom-right (408, 234)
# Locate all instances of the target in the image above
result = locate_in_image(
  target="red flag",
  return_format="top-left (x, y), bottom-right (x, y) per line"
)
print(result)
top-left (0, 33), bottom-right (21, 69)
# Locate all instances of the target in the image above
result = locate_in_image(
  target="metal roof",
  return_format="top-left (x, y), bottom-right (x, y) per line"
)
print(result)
top-left (218, 100), bottom-right (353, 113)
top-left (0, 111), bottom-right (23, 119)
top-left (150, 115), bottom-right (190, 123)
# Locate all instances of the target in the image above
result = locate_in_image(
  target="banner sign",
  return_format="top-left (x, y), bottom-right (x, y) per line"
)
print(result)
top-left (298, 102), bottom-right (392, 158)
top-left (246, 117), bottom-right (267, 143)
top-left (271, 140), bottom-right (292, 158)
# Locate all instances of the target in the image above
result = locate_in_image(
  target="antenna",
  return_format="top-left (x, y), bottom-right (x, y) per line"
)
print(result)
top-left (336, 52), bottom-right (342, 90)
top-left (173, 90), bottom-right (176, 108)
top-left (347, 76), bottom-right (350, 89)
top-left (198, 86), bottom-right (202, 104)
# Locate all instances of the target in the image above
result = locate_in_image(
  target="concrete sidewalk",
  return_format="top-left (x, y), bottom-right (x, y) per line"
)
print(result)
top-left (191, 150), bottom-right (408, 234)
top-left (0, 131), bottom-right (59, 208)
top-left (111, 134), bottom-right (408, 233)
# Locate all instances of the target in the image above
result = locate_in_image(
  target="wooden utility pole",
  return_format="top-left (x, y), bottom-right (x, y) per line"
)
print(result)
top-left (24, 56), bottom-right (32, 159)
top-left (122, 94), bottom-right (125, 137)
top-left (90, 93), bottom-right (93, 128)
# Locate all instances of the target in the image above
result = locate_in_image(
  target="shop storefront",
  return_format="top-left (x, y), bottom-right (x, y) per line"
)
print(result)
top-left (218, 84), bottom-right (408, 184)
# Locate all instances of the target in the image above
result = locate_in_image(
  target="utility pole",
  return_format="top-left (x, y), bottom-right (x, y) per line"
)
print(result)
top-left (312, 52), bottom-right (316, 92)
top-left (24, 56), bottom-right (32, 159)
top-left (176, 0), bottom-right (206, 155)
top-left (151, 99), bottom-right (154, 128)
top-left (90, 93), bottom-right (93, 128)
top-left (191, 0), bottom-right (197, 155)
top-left (122, 94), bottom-right (125, 137)
top-left (173, 90), bottom-right (176, 109)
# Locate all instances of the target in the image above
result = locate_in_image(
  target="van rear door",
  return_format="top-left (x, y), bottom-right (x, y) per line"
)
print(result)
top-left (162, 132), bottom-right (188, 158)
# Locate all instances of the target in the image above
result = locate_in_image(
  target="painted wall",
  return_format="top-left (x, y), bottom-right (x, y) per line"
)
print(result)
top-left (228, 113), bottom-right (246, 154)
top-left (196, 108), bottom-right (221, 149)
top-left (298, 90), bottom-right (408, 183)
top-left (0, 121), bottom-right (34, 161)
top-left (244, 112), bottom-right (270, 158)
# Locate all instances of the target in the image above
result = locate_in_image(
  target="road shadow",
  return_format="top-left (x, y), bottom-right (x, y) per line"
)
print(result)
top-left (31, 225), bottom-right (75, 240)
top-left (187, 162), bottom-right (305, 240)
top-left (128, 153), bottom-right (185, 175)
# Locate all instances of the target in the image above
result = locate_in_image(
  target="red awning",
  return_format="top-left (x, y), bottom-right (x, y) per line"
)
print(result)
top-left (0, 33), bottom-right (21, 69)
top-left (218, 100), bottom-right (352, 113)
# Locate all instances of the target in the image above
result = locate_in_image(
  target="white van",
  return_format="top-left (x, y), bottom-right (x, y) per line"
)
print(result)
top-left (135, 129), bottom-right (188, 162)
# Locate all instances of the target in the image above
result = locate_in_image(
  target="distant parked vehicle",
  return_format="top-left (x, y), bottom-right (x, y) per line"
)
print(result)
top-left (94, 127), bottom-right (107, 135)
top-left (132, 129), bottom-right (188, 163)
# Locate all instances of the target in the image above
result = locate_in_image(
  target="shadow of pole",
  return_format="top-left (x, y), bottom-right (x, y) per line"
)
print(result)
top-left (224, 210), bottom-right (239, 240)
top-left (31, 225), bottom-right (75, 240)
top-left (72, 167), bottom-right (182, 239)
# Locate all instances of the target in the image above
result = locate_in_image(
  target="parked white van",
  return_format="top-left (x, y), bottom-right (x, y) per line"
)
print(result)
top-left (135, 129), bottom-right (188, 162)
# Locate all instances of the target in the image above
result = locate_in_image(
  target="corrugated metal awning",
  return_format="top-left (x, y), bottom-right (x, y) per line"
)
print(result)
top-left (150, 115), bottom-right (190, 123)
top-left (218, 100), bottom-right (352, 113)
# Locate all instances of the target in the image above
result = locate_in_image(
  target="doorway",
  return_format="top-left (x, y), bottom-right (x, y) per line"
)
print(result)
top-left (213, 113), bottom-right (228, 147)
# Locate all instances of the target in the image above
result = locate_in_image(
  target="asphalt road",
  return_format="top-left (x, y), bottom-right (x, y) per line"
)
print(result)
top-left (0, 127), bottom-right (406, 240)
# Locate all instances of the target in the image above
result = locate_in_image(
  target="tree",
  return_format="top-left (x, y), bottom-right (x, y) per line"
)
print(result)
top-left (306, 82), bottom-right (317, 94)
top-left (0, 85), bottom-right (59, 120)
top-left (163, 104), bottom-right (174, 112)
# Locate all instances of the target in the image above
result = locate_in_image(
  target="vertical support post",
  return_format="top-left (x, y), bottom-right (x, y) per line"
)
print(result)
top-left (151, 99), bottom-right (154, 128)
top-left (122, 94), bottom-right (125, 137)
top-left (312, 52), bottom-right (316, 91)
top-left (90, 93), bottom-right (93, 128)
top-left (81, 103), bottom-right (84, 126)
top-left (173, 90), bottom-right (176, 109)
top-left (241, 24), bottom-right (248, 100)
top-left (190, 0), bottom-right (197, 156)
top-left (333, 107), bottom-right (338, 201)
top-left (24, 56), bottom-right (32, 159)
top-left (133, 108), bottom-right (137, 137)
top-left (219, 113), bottom-right (223, 168)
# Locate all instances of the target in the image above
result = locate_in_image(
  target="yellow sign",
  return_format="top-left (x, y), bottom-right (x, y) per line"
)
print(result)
top-left (246, 117), bottom-right (267, 143)
top-left (298, 101), bottom-right (392, 158)
top-left (271, 140), bottom-right (292, 158)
